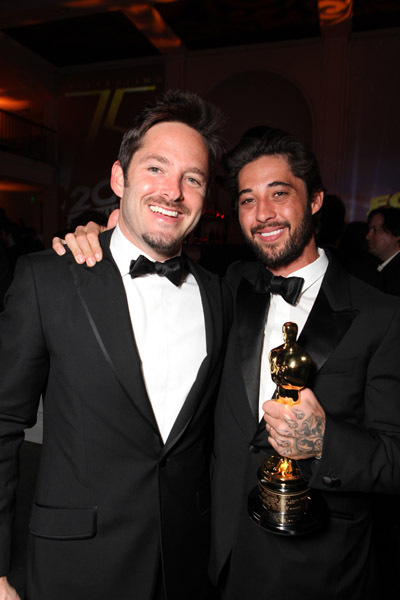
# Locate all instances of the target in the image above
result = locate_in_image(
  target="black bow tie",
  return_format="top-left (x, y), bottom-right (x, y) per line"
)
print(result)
top-left (129, 255), bottom-right (186, 287)
top-left (265, 273), bottom-right (304, 305)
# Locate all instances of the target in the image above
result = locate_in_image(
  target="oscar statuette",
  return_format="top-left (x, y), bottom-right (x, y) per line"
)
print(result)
top-left (248, 322), bottom-right (325, 535)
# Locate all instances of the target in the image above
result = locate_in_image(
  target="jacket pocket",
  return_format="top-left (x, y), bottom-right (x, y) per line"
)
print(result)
top-left (319, 357), bottom-right (356, 375)
top-left (29, 503), bottom-right (97, 540)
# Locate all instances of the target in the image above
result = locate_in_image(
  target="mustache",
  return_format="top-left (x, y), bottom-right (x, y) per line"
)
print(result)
top-left (145, 196), bottom-right (190, 216)
top-left (250, 221), bottom-right (290, 235)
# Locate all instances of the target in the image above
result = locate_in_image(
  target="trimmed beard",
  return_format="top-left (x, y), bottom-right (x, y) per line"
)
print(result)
top-left (142, 232), bottom-right (183, 256)
top-left (242, 202), bottom-right (315, 270)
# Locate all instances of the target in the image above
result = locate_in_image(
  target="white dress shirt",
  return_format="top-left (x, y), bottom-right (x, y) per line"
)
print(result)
top-left (377, 249), bottom-right (400, 271)
top-left (258, 248), bottom-right (329, 420)
top-left (110, 226), bottom-right (206, 442)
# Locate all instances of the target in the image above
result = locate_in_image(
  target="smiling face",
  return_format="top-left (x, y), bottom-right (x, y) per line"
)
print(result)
top-left (238, 155), bottom-right (323, 276)
top-left (111, 121), bottom-right (209, 261)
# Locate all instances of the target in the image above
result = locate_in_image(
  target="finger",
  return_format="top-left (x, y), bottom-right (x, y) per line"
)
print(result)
top-left (65, 222), bottom-right (104, 267)
top-left (265, 422), bottom-right (273, 436)
top-left (80, 223), bottom-right (104, 263)
top-left (267, 420), bottom-right (293, 440)
top-left (264, 413), bottom-right (280, 430)
top-left (52, 236), bottom-right (66, 256)
top-left (263, 399), bottom-right (289, 420)
top-left (275, 436), bottom-right (291, 450)
top-left (107, 208), bottom-right (120, 229)
top-left (268, 436), bottom-right (285, 456)
top-left (63, 231), bottom-right (89, 265)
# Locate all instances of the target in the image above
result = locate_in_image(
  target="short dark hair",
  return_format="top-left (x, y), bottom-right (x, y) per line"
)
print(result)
top-left (117, 89), bottom-right (225, 196)
top-left (224, 127), bottom-right (324, 202)
top-left (367, 206), bottom-right (400, 237)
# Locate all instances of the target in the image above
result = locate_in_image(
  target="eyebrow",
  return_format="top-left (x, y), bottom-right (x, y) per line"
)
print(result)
top-left (238, 180), bottom-right (294, 198)
top-left (139, 153), bottom-right (169, 165)
top-left (140, 154), bottom-right (207, 178)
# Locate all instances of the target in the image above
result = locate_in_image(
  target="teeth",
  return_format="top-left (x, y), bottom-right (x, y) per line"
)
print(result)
top-left (260, 228), bottom-right (284, 238)
top-left (150, 205), bottom-right (179, 218)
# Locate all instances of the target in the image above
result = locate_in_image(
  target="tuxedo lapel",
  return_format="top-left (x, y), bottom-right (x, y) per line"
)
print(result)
top-left (236, 267), bottom-right (270, 420)
top-left (68, 230), bottom-right (159, 432)
top-left (233, 255), bottom-right (358, 419)
top-left (298, 254), bottom-right (358, 378)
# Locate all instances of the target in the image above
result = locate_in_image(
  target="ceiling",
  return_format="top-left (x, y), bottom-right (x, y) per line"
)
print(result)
top-left (1, 0), bottom-right (400, 69)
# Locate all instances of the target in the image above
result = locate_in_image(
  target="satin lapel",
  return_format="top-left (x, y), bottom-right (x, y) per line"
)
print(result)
top-left (162, 261), bottom-right (215, 455)
top-left (236, 270), bottom-right (270, 420)
top-left (68, 230), bottom-right (158, 432)
top-left (298, 255), bottom-right (358, 378)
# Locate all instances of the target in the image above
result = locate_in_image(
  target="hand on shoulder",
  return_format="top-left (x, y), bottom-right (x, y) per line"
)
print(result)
top-left (51, 208), bottom-right (119, 266)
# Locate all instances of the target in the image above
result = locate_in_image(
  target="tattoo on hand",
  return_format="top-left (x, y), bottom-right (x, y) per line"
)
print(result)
top-left (283, 408), bottom-right (325, 457)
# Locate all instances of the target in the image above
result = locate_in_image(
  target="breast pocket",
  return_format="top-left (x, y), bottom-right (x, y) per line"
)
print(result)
top-left (319, 357), bottom-right (357, 375)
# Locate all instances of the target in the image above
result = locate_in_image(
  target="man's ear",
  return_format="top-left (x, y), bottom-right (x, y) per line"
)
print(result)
top-left (311, 190), bottom-right (324, 215)
top-left (110, 161), bottom-right (124, 198)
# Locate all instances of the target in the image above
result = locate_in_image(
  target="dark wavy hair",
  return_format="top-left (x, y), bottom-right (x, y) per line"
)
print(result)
top-left (224, 126), bottom-right (324, 203)
top-left (117, 89), bottom-right (225, 197)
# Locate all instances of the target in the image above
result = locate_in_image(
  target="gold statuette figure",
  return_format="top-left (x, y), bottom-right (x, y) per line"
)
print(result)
top-left (248, 322), bottom-right (325, 535)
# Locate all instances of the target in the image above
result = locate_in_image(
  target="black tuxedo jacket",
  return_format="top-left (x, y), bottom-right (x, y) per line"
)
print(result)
top-left (0, 230), bottom-right (232, 600)
top-left (210, 253), bottom-right (400, 600)
top-left (380, 251), bottom-right (400, 296)
top-left (0, 243), bottom-right (12, 311)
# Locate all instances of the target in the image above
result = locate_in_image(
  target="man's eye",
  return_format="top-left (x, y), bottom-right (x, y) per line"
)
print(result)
top-left (149, 166), bottom-right (161, 173)
top-left (240, 197), bottom-right (253, 205)
top-left (273, 190), bottom-right (286, 198)
top-left (187, 177), bottom-right (201, 186)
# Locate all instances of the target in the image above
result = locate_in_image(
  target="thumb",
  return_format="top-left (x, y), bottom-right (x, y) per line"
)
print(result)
top-left (107, 208), bottom-right (120, 230)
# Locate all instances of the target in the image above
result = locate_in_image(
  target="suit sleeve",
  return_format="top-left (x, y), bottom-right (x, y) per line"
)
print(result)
top-left (306, 303), bottom-right (400, 495)
top-left (0, 255), bottom-right (49, 575)
top-left (0, 244), bottom-right (13, 312)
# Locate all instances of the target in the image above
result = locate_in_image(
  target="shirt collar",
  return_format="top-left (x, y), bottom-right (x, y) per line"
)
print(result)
top-left (377, 249), bottom-right (400, 271)
top-left (283, 247), bottom-right (329, 295)
top-left (110, 225), bottom-right (151, 277)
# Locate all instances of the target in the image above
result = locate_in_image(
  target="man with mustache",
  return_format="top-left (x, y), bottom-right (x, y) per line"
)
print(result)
top-left (210, 128), bottom-right (400, 599)
top-left (0, 90), bottom-right (232, 600)
top-left (62, 126), bottom-right (400, 599)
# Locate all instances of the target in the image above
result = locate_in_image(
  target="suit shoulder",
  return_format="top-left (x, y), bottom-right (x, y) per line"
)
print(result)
top-left (14, 247), bottom-right (63, 270)
top-left (348, 271), bottom-right (400, 302)
top-left (188, 259), bottom-right (221, 282)
top-left (13, 248), bottom-right (81, 289)
top-left (225, 259), bottom-right (260, 289)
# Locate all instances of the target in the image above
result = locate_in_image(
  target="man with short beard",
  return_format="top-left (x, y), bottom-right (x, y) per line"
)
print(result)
top-left (209, 128), bottom-right (400, 600)
top-left (0, 90), bottom-right (232, 600)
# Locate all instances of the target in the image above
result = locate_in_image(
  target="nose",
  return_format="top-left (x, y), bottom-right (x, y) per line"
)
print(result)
top-left (255, 197), bottom-right (277, 222)
top-left (160, 176), bottom-right (183, 202)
